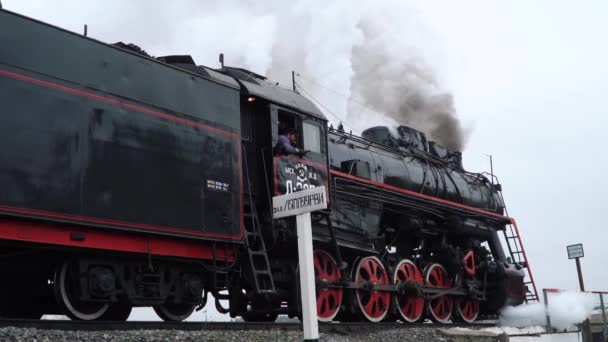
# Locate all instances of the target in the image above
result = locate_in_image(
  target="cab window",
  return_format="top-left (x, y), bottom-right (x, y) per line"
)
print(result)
top-left (303, 121), bottom-right (321, 153)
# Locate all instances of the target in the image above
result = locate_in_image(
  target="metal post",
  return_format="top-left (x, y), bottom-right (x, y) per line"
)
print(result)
top-left (292, 71), bottom-right (297, 93)
top-left (575, 257), bottom-right (592, 342)
top-left (576, 258), bottom-right (585, 291)
top-left (296, 212), bottom-right (319, 342)
top-left (486, 154), bottom-right (494, 185)
top-left (543, 289), bottom-right (552, 332)
top-left (600, 293), bottom-right (607, 341)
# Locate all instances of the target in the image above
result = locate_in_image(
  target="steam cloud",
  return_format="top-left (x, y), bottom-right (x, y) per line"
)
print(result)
top-left (499, 291), bottom-right (595, 330)
top-left (348, 20), bottom-right (465, 151)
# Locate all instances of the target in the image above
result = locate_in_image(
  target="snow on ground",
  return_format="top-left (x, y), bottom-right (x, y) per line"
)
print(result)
top-left (443, 326), bottom-right (545, 337)
top-left (443, 326), bottom-right (583, 342)
top-left (510, 332), bottom-right (580, 342)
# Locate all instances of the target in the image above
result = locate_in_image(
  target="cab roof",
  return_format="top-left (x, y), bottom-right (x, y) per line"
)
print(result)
top-left (219, 67), bottom-right (326, 121)
top-left (157, 56), bottom-right (326, 121)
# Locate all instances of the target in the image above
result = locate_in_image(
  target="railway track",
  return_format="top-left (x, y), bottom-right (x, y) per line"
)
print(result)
top-left (0, 319), bottom-right (497, 333)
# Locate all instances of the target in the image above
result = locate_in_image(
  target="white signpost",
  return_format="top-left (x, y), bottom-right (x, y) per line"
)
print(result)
top-left (273, 186), bottom-right (327, 342)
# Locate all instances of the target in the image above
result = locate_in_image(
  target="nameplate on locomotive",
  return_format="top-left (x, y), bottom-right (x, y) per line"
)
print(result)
top-left (272, 186), bottom-right (327, 219)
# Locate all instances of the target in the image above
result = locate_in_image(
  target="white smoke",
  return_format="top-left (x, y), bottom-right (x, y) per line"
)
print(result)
top-left (499, 291), bottom-right (596, 330)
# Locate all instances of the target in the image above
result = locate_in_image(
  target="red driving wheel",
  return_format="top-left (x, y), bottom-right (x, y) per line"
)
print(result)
top-left (455, 297), bottom-right (480, 323)
top-left (453, 273), bottom-right (480, 323)
top-left (354, 256), bottom-right (391, 322)
top-left (423, 263), bottom-right (454, 323)
top-left (313, 250), bottom-right (343, 322)
top-left (393, 259), bottom-right (425, 322)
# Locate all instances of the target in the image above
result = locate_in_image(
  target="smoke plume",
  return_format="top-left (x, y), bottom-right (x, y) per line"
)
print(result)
top-left (347, 20), bottom-right (465, 151)
top-left (499, 291), bottom-right (595, 330)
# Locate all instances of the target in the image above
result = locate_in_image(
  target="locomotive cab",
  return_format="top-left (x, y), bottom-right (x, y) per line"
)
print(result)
top-left (273, 109), bottom-right (328, 193)
top-left (218, 66), bottom-right (329, 225)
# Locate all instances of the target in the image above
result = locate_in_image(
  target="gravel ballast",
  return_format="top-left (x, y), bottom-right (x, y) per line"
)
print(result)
top-left (0, 327), bottom-right (499, 342)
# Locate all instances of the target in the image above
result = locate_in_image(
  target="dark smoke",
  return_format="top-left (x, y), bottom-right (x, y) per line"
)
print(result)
top-left (348, 21), bottom-right (465, 151)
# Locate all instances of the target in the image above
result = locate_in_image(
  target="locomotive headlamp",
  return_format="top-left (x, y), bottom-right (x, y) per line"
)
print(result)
top-left (247, 97), bottom-right (256, 102)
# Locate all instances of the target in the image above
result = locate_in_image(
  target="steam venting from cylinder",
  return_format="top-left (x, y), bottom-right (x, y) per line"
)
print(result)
top-left (347, 21), bottom-right (465, 151)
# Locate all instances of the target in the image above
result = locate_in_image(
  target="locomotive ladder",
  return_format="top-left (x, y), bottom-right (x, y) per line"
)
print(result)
top-left (243, 197), bottom-right (276, 294)
top-left (502, 220), bottom-right (539, 302)
top-left (241, 144), bottom-right (276, 295)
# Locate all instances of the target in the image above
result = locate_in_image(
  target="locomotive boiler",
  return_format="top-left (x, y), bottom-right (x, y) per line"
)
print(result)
top-left (0, 8), bottom-right (535, 323)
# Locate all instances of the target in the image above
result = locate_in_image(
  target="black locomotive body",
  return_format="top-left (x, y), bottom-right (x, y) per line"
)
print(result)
top-left (0, 9), bottom-right (530, 322)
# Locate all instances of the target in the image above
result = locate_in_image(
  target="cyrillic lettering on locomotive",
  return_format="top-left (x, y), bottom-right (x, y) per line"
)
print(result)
top-left (274, 157), bottom-right (327, 196)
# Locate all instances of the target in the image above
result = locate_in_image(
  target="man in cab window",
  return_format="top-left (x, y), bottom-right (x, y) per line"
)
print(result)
top-left (275, 128), bottom-right (308, 157)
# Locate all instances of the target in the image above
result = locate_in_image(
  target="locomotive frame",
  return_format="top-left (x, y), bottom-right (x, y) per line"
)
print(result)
top-left (0, 8), bottom-right (533, 323)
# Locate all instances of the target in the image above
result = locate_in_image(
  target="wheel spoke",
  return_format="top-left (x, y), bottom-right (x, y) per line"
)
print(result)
top-left (397, 269), bottom-right (405, 282)
top-left (314, 253), bottom-right (324, 280)
top-left (324, 258), bottom-right (332, 276)
top-left (364, 297), bottom-right (376, 316)
top-left (318, 294), bottom-right (328, 315)
top-left (367, 260), bottom-right (376, 279)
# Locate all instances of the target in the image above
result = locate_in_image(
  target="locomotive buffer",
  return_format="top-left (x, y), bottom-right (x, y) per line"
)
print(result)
top-left (273, 186), bottom-right (327, 342)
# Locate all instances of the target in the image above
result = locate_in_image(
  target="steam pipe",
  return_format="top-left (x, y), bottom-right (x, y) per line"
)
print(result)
top-left (325, 213), bottom-right (347, 270)
top-left (488, 231), bottom-right (506, 261)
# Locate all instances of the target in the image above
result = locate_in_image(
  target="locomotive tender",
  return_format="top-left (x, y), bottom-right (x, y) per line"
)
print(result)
top-left (0, 9), bottom-right (527, 323)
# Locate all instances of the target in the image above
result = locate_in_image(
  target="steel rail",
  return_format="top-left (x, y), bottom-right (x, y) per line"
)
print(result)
top-left (0, 319), bottom-right (497, 332)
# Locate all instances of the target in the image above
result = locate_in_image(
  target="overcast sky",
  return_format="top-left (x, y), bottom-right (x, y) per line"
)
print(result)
top-left (4, 0), bottom-right (608, 319)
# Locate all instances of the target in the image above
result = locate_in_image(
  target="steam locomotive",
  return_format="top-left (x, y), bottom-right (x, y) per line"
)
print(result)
top-left (0, 9), bottom-right (528, 323)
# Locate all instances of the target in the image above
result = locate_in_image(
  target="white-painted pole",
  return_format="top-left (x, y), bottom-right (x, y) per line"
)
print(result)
top-left (296, 212), bottom-right (319, 342)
